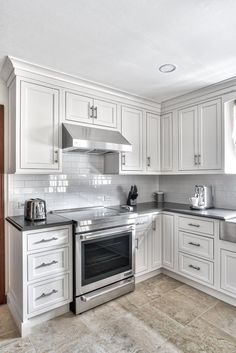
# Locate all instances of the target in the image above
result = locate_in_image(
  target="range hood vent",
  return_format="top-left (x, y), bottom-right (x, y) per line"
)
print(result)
top-left (62, 123), bottom-right (132, 154)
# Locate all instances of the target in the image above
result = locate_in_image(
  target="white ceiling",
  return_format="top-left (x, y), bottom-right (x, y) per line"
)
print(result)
top-left (1, 0), bottom-right (236, 102)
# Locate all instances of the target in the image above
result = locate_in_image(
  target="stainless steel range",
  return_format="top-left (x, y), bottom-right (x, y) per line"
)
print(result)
top-left (53, 207), bottom-right (137, 314)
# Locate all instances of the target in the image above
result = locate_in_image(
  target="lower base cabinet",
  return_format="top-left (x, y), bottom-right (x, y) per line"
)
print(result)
top-left (135, 214), bottom-right (161, 277)
top-left (220, 249), bottom-right (236, 296)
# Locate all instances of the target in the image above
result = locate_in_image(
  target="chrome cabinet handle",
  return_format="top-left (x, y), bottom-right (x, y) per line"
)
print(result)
top-left (189, 264), bottom-right (200, 271)
top-left (36, 260), bottom-right (58, 269)
top-left (89, 104), bottom-right (94, 118)
top-left (122, 154), bottom-right (126, 165)
top-left (94, 106), bottom-right (97, 119)
top-left (54, 150), bottom-right (58, 163)
top-left (36, 289), bottom-right (58, 300)
top-left (35, 237), bottom-right (58, 244)
top-left (147, 157), bottom-right (151, 167)
top-left (188, 241), bottom-right (200, 247)
top-left (194, 154), bottom-right (198, 165)
top-left (152, 220), bottom-right (156, 231)
top-left (135, 238), bottom-right (139, 249)
top-left (188, 223), bottom-right (200, 228)
top-left (198, 154), bottom-right (201, 165)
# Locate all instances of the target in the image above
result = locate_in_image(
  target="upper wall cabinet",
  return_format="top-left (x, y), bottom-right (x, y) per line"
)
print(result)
top-left (121, 106), bottom-right (143, 171)
top-left (8, 79), bottom-right (62, 174)
top-left (178, 99), bottom-right (222, 171)
top-left (65, 91), bottom-right (117, 129)
top-left (160, 113), bottom-right (173, 172)
top-left (146, 113), bottom-right (161, 173)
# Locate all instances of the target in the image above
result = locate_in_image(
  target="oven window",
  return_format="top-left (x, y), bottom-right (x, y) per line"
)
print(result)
top-left (81, 232), bottom-right (132, 286)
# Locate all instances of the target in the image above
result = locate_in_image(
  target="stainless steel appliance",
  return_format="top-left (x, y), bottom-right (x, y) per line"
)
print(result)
top-left (62, 123), bottom-right (132, 154)
top-left (53, 207), bottom-right (137, 314)
top-left (24, 198), bottom-right (47, 221)
top-left (189, 185), bottom-right (213, 210)
top-left (220, 219), bottom-right (236, 243)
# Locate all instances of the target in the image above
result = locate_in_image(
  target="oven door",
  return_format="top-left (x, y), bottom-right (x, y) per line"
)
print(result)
top-left (76, 225), bottom-right (135, 296)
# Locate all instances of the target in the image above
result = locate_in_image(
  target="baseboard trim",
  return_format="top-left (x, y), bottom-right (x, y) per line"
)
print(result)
top-left (135, 269), bottom-right (161, 283)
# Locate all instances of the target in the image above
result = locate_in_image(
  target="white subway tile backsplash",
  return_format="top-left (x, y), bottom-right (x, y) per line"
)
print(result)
top-left (9, 153), bottom-right (159, 216)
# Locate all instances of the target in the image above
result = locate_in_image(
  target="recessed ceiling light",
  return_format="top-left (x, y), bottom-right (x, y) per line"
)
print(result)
top-left (159, 64), bottom-right (176, 73)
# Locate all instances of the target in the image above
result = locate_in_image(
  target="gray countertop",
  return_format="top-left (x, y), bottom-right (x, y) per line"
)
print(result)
top-left (6, 213), bottom-right (73, 231)
top-left (129, 202), bottom-right (236, 220)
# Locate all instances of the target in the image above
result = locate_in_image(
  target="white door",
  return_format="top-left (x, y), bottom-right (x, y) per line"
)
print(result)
top-left (178, 106), bottom-right (198, 171)
top-left (20, 81), bottom-right (60, 171)
top-left (150, 215), bottom-right (162, 270)
top-left (65, 92), bottom-right (93, 124)
top-left (161, 113), bottom-right (173, 172)
top-left (135, 230), bottom-right (149, 275)
top-left (162, 214), bottom-right (174, 269)
top-left (146, 113), bottom-right (160, 172)
top-left (198, 99), bottom-right (222, 170)
top-left (93, 99), bottom-right (117, 128)
top-left (220, 249), bottom-right (236, 296)
top-left (121, 106), bottom-right (143, 171)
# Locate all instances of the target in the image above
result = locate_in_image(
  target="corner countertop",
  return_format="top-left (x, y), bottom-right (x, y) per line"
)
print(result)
top-left (128, 202), bottom-right (236, 220)
top-left (6, 213), bottom-right (73, 232)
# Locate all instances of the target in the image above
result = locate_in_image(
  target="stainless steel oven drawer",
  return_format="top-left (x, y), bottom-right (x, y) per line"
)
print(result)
top-left (74, 277), bottom-right (135, 314)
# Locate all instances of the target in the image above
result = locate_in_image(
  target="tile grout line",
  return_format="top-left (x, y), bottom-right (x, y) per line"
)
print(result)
top-left (199, 313), bottom-right (236, 341)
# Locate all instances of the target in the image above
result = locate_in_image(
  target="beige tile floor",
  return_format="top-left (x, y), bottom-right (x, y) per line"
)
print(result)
top-left (1, 274), bottom-right (236, 352)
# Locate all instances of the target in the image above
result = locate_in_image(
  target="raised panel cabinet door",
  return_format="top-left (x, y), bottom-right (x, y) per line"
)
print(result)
top-left (161, 113), bottom-right (173, 172)
top-left (220, 249), bottom-right (236, 296)
top-left (146, 113), bottom-right (161, 172)
top-left (20, 81), bottom-right (60, 170)
top-left (150, 215), bottom-right (162, 270)
top-left (178, 106), bottom-right (198, 170)
top-left (198, 99), bottom-right (222, 170)
top-left (121, 106), bottom-right (143, 171)
top-left (162, 214), bottom-right (174, 269)
top-left (65, 92), bottom-right (93, 124)
top-left (93, 99), bottom-right (117, 128)
top-left (135, 230), bottom-right (149, 275)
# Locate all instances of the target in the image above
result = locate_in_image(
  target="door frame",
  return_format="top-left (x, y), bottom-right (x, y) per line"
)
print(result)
top-left (0, 105), bottom-right (5, 304)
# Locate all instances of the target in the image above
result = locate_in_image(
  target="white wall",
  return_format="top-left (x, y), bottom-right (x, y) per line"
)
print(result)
top-left (9, 153), bottom-right (159, 216)
top-left (160, 174), bottom-right (236, 209)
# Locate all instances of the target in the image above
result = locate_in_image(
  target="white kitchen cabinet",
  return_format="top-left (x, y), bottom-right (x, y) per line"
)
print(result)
top-left (65, 91), bottom-right (117, 128)
top-left (198, 99), bottom-right (222, 170)
top-left (10, 80), bottom-right (61, 173)
top-left (178, 99), bottom-right (222, 171)
top-left (162, 214), bottom-right (174, 270)
top-left (121, 106), bottom-right (143, 171)
top-left (135, 214), bottom-right (161, 277)
top-left (220, 249), bottom-right (236, 296)
top-left (178, 105), bottom-right (198, 171)
top-left (161, 113), bottom-right (173, 172)
top-left (146, 113), bottom-right (160, 173)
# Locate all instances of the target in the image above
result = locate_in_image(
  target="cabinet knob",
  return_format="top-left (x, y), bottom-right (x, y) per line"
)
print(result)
top-left (147, 157), bottom-right (151, 167)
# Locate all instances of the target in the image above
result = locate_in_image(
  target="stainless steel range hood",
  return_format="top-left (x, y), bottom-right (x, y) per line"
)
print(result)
top-left (62, 123), bottom-right (132, 154)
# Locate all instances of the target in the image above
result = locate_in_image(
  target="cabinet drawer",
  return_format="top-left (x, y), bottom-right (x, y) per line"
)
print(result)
top-left (28, 247), bottom-right (69, 281)
top-left (27, 228), bottom-right (69, 251)
top-left (178, 231), bottom-right (214, 260)
top-left (178, 252), bottom-right (214, 285)
top-left (178, 216), bottom-right (214, 235)
top-left (28, 274), bottom-right (69, 314)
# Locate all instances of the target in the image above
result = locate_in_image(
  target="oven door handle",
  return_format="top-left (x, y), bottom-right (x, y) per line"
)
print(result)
top-left (79, 225), bottom-right (134, 241)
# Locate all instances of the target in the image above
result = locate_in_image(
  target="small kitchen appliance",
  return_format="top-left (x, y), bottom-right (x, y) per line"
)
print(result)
top-left (127, 185), bottom-right (138, 206)
top-left (24, 198), bottom-right (47, 221)
top-left (189, 185), bottom-right (213, 210)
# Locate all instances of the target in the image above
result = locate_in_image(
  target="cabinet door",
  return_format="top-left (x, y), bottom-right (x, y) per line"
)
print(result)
top-left (178, 106), bottom-right (198, 170)
top-left (198, 99), bottom-right (222, 170)
top-left (162, 214), bottom-right (174, 269)
top-left (150, 215), bottom-right (162, 270)
top-left (146, 113), bottom-right (160, 172)
top-left (121, 106), bottom-right (143, 171)
top-left (65, 92), bottom-right (93, 124)
top-left (220, 249), bottom-right (236, 296)
top-left (135, 229), bottom-right (149, 275)
top-left (93, 99), bottom-right (117, 128)
top-left (161, 113), bottom-right (173, 172)
top-left (20, 81), bottom-right (60, 171)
